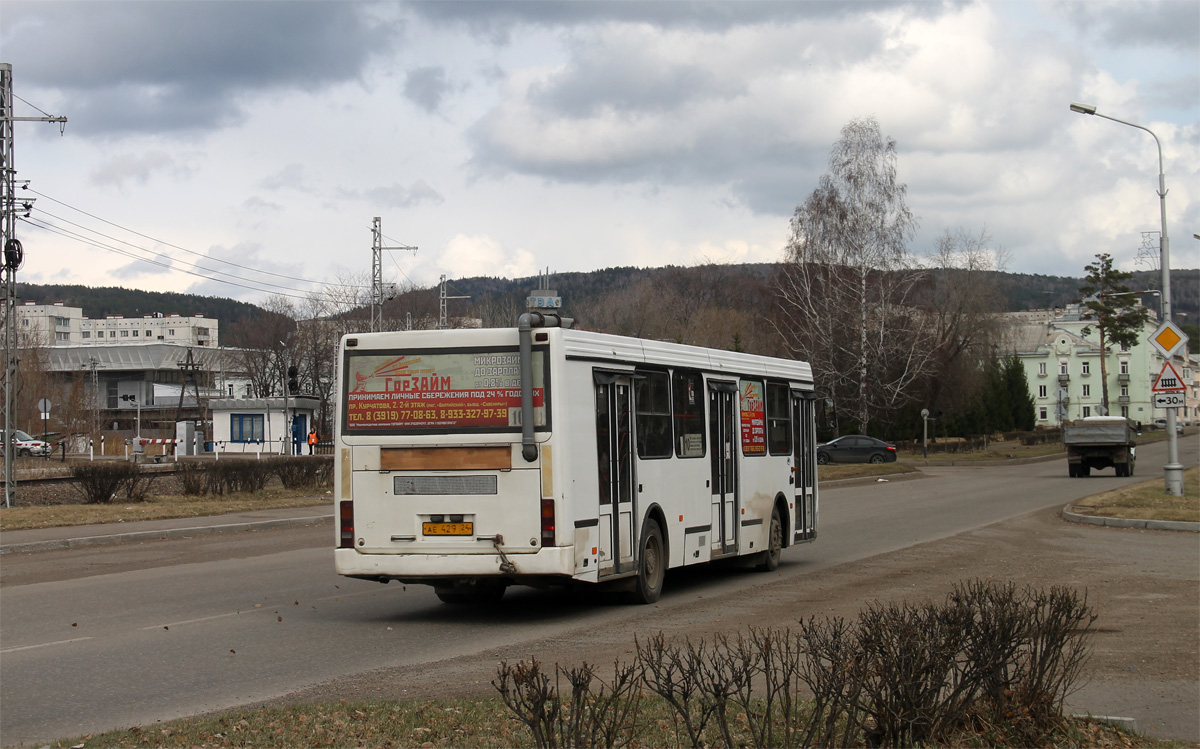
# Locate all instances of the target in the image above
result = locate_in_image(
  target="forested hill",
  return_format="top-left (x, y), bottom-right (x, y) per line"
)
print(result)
top-left (12, 266), bottom-right (1198, 331)
top-left (445, 266), bottom-right (1197, 318)
top-left (13, 283), bottom-right (265, 324)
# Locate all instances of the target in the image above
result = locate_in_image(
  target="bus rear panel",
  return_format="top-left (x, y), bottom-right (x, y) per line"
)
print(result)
top-left (334, 321), bottom-right (818, 603)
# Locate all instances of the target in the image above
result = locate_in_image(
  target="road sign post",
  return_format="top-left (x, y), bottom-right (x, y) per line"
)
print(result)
top-left (1146, 322), bottom-right (1188, 497)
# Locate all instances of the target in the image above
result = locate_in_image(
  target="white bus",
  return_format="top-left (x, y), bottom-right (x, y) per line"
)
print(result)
top-left (334, 313), bottom-right (818, 604)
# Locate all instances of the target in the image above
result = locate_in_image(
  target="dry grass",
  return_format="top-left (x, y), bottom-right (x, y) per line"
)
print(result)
top-left (902, 441), bottom-right (1065, 463)
top-left (40, 695), bottom-right (1173, 749)
top-left (1069, 466), bottom-right (1199, 523)
top-left (0, 487), bottom-right (329, 532)
top-left (818, 462), bottom-right (919, 481)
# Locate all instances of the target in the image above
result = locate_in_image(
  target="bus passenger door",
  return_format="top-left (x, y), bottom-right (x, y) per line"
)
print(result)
top-left (792, 393), bottom-right (817, 542)
top-left (595, 374), bottom-right (636, 575)
top-left (708, 381), bottom-right (738, 556)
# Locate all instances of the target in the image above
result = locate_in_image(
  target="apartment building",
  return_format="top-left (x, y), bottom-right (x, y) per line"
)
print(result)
top-left (16, 302), bottom-right (218, 347)
top-left (1006, 304), bottom-right (1191, 428)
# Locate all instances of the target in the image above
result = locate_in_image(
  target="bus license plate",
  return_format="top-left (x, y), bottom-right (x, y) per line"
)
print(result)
top-left (422, 521), bottom-right (473, 536)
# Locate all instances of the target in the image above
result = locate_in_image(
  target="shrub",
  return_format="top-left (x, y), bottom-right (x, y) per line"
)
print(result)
top-left (493, 657), bottom-right (644, 749)
top-left (498, 581), bottom-right (1097, 748)
top-left (121, 465), bottom-right (157, 502)
top-left (70, 462), bottom-right (139, 504)
top-left (204, 459), bottom-right (271, 495)
top-left (267, 456), bottom-right (334, 489)
top-left (177, 461), bottom-right (209, 495)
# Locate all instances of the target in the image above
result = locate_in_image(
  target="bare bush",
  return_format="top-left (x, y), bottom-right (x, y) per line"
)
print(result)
top-left (69, 463), bottom-right (138, 504)
top-left (204, 460), bottom-right (271, 495)
top-left (635, 632), bottom-right (720, 746)
top-left (121, 466), bottom-right (157, 502)
top-left (493, 658), bottom-right (644, 749)
top-left (268, 456), bottom-right (333, 489)
top-left (177, 461), bottom-right (209, 495)
top-left (795, 616), bottom-right (866, 747)
top-left (499, 582), bottom-right (1097, 748)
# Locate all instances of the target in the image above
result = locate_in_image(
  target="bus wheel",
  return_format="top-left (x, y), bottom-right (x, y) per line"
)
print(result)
top-left (757, 506), bottom-right (783, 572)
top-left (435, 583), bottom-right (505, 605)
top-left (630, 520), bottom-right (664, 604)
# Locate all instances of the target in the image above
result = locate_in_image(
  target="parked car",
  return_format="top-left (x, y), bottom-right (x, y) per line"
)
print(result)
top-left (3, 429), bottom-right (52, 457)
top-left (1152, 418), bottom-right (1183, 435)
top-left (816, 435), bottom-right (897, 465)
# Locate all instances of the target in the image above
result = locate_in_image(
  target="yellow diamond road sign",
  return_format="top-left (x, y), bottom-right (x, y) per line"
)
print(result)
top-left (1148, 320), bottom-right (1188, 358)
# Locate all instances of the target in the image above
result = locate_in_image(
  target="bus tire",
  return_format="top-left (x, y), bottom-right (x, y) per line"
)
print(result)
top-left (756, 506), bottom-right (783, 572)
top-left (630, 520), bottom-right (665, 605)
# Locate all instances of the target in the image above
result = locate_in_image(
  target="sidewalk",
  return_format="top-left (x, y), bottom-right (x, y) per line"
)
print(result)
top-left (0, 505), bottom-right (332, 555)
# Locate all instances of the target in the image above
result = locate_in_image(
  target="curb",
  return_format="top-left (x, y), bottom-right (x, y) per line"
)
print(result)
top-left (821, 471), bottom-right (927, 489)
top-left (0, 513), bottom-right (333, 555)
top-left (1061, 505), bottom-right (1199, 532)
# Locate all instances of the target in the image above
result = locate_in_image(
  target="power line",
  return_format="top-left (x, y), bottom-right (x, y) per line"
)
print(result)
top-left (20, 215), bottom-right (318, 300)
top-left (27, 209), bottom-right (319, 297)
top-left (25, 187), bottom-right (370, 292)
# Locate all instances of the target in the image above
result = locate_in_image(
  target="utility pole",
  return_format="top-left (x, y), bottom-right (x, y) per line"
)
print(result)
top-left (174, 347), bottom-right (203, 424)
top-left (370, 217), bottom-right (416, 332)
top-left (2, 63), bottom-right (67, 507)
top-left (438, 274), bottom-right (469, 329)
top-left (82, 356), bottom-right (103, 446)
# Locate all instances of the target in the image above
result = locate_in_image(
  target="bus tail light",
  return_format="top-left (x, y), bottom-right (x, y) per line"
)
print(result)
top-left (339, 501), bottom-right (355, 548)
top-left (540, 498), bottom-right (555, 546)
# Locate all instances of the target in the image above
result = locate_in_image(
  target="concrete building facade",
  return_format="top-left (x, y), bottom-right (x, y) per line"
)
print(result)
top-left (1006, 304), bottom-right (1192, 428)
top-left (16, 302), bottom-right (218, 348)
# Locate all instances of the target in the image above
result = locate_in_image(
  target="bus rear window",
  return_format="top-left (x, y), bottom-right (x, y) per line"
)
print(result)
top-left (342, 347), bottom-right (548, 434)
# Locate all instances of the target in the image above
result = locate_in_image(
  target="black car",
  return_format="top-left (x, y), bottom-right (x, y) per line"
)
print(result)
top-left (816, 435), bottom-right (897, 465)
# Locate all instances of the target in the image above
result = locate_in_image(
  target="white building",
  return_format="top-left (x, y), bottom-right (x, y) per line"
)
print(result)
top-left (1006, 304), bottom-right (1191, 429)
top-left (16, 302), bottom-right (218, 347)
top-left (209, 396), bottom-right (320, 455)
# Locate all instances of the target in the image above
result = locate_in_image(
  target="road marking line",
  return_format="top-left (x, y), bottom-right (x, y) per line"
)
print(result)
top-left (141, 612), bottom-right (240, 630)
top-left (2, 636), bottom-right (94, 653)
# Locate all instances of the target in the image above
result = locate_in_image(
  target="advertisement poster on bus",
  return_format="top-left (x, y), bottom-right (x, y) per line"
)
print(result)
top-left (344, 350), bottom-right (546, 432)
top-left (740, 379), bottom-right (765, 454)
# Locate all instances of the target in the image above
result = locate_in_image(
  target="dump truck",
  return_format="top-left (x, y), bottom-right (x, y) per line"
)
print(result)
top-left (1063, 416), bottom-right (1137, 477)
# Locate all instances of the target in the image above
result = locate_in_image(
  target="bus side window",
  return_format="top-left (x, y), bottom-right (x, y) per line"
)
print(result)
top-left (672, 369), bottom-right (705, 458)
top-left (767, 382), bottom-right (792, 455)
top-left (635, 371), bottom-right (672, 459)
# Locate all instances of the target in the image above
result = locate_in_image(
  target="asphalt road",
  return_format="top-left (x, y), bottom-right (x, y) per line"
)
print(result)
top-left (1, 436), bottom-right (1196, 747)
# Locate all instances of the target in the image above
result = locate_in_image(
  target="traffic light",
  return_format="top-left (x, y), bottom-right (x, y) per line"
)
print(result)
top-left (287, 366), bottom-right (299, 395)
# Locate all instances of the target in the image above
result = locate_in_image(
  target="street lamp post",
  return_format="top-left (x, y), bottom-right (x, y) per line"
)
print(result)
top-left (1071, 102), bottom-right (1182, 495)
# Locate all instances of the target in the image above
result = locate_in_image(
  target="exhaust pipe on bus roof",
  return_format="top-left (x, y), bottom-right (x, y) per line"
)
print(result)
top-left (517, 311), bottom-right (573, 462)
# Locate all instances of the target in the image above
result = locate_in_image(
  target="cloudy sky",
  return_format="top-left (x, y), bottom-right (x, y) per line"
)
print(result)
top-left (4, 0), bottom-right (1197, 306)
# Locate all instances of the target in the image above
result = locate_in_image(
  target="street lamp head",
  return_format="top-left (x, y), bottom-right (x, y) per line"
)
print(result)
top-left (1070, 101), bottom-right (1097, 115)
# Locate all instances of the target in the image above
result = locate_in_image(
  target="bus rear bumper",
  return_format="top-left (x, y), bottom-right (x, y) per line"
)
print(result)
top-left (335, 546), bottom-right (576, 582)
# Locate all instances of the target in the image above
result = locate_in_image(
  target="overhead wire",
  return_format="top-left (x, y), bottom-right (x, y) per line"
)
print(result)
top-left (29, 208), bottom-right (322, 297)
top-left (23, 187), bottom-right (374, 294)
top-left (20, 215), bottom-right (318, 301)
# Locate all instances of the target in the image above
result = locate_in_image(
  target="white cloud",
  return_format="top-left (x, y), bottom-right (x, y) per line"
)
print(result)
top-left (4, 0), bottom-right (1196, 305)
top-left (431, 234), bottom-right (538, 281)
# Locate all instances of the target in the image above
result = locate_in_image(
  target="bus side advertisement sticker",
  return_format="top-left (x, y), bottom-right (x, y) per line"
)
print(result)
top-left (740, 380), bottom-right (765, 454)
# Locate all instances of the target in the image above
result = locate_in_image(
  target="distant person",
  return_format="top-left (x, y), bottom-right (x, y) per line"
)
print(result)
top-left (308, 428), bottom-right (318, 455)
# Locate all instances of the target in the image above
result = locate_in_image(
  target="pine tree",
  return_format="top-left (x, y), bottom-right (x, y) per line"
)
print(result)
top-left (1078, 254), bottom-right (1151, 416)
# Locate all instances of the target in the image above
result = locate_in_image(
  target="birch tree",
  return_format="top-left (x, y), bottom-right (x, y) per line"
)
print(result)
top-left (917, 227), bottom-right (1008, 419)
top-left (777, 117), bottom-right (934, 433)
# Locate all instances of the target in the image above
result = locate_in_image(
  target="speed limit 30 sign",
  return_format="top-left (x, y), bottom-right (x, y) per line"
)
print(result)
top-left (1153, 392), bottom-right (1186, 409)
